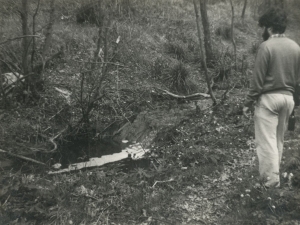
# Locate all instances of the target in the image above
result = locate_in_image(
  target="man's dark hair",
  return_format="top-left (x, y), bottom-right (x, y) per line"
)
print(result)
top-left (258, 7), bottom-right (287, 34)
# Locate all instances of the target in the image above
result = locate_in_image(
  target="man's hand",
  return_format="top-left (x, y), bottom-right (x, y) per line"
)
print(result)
top-left (243, 106), bottom-right (250, 118)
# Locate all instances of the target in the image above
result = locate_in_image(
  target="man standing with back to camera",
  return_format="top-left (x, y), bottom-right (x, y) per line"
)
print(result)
top-left (243, 7), bottom-right (300, 188)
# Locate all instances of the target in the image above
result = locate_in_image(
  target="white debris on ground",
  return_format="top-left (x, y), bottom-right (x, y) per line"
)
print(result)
top-left (1, 72), bottom-right (24, 94)
top-left (54, 87), bottom-right (72, 105)
top-left (52, 163), bottom-right (62, 169)
top-left (48, 142), bottom-right (149, 174)
top-left (2, 72), bottom-right (23, 85)
top-left (126, 142), bottom-right (149, 160)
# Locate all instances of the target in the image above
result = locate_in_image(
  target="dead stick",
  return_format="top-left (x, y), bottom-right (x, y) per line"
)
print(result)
top-left (48, 126), bottom-right (67, 152)
top-left (155, 88), bottom-right (210, 99)
top-left (152, 178), bottom-right (175, 188)
top-left (39, 126), bottom-right (67, 152)
top-left (0, 149), bottom-right (46, 166)
top-left (49, 108), bottom-right (64, 121)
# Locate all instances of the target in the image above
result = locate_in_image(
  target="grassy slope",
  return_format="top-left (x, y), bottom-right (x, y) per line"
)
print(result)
top-left (1, 1), bottom-right (300, 225)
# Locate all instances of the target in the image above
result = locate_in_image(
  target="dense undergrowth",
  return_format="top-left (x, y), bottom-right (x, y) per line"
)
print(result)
top-left (1, 0), bottom-right (300, 224)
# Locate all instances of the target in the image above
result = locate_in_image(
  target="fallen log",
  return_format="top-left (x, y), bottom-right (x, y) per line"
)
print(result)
top-left (0, 149), bottom-right (46, 166)
top-left (154, 87), bottom-right (210, 100)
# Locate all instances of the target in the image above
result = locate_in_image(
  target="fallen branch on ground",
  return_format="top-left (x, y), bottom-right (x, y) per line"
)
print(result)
top-left (49, 108), bottom-right (65, 121)
top-left (39, 126), bottom-right (68, 152)
top-left (152, 178), bottom-right (175, 188)
top-left (284, 139), bottom-right (300, 143)
top-left (0, 149), bottom-right (46, 166)
top-left (154, 87), bottom-right (210, 100)
top-left (49, 126), bottom-right (68, 152)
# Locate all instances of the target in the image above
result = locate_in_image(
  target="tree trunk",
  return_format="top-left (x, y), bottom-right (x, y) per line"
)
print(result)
top-left (31, 0), bottom-right (41, 72)
top-left (241, 0), bottom-right (247, 20)
top-left (229, 0), bottom-right (237, 71)
top-left (193, 0), bottom-right (216, 105)
top-left (20, 0), bottom-right (31, 76)
top-left (42, 0), bottom-right (56, 73)
top-left (199, 0), bottom-right (214, 66)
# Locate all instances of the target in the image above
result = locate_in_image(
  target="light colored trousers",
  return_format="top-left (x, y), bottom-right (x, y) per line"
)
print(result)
top-left (254, 93), bottom-right (294, 187)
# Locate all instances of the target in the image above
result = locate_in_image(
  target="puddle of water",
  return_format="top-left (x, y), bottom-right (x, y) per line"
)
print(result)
top-left (52, 138), bottom-right (129, 167)
top-left (49, 142), bottom-right (150, 174)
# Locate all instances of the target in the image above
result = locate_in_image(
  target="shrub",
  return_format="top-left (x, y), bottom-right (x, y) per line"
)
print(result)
top-left (164, 41), bottom-right (186, 61)
top-left (151, 57), bottom-right (168, 80)
top-left (212, 47), bottom-right (233, 82)
top-left (76, 2), bottom-right (104, 25)
top-left (75, 0), bottom-right (135, 25)
top-left (250, 41), bottom-right (260, 55)
top-left (215, 24), bottom-right (232, 40)
top-left (185, 79), bottom-right (201, 94)
top-left (167, 62), bottom-right (189, 94)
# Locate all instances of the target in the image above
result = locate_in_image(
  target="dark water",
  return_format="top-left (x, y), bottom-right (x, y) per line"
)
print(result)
top-left (0, 139), bottom-right (150, 174)
top-left (47, 138), bottom-right (151, 174)
top-left (52, 139), bottom-right (131, 168)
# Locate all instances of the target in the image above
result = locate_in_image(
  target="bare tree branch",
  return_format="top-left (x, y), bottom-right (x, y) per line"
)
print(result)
top-left (37, 126), bottom-right (68, 153)
top-left (0, 35), bottom-right (40, 46)
top-left (0, 148), bottom-right (46, 166)
top-left (155, 87), bottom-right (210, 100)
top-left (33, 48), bottom-right (64, 73)
top-left (48, 126), bottom-right (68, 152)
top-left (1, 49), bottom-right (22, 72)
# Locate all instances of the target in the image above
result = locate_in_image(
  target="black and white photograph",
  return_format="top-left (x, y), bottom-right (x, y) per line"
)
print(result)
top-left (0, 0), bottom-right (300, 224)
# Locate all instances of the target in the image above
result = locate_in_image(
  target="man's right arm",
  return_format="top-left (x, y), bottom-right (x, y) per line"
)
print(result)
top-left (244, 43), bottom-right (269, 108)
